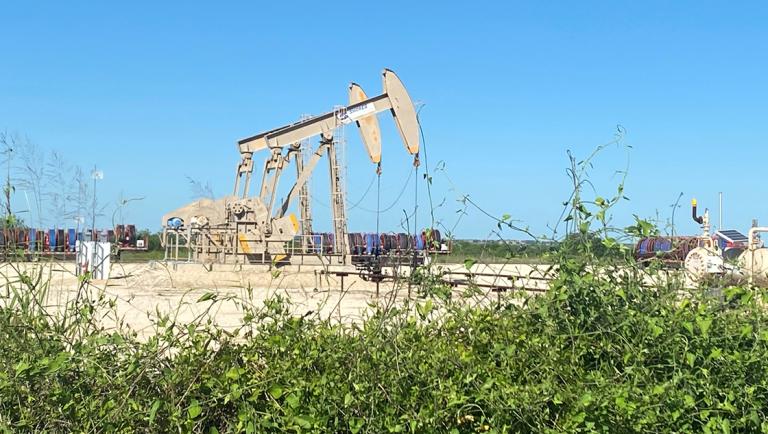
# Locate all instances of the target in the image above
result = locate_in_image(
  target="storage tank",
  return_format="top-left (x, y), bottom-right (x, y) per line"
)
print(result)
top-left (684, 247), bottom-right (724, 280)
top-left (733, 228), bottom-right (768, 286)
top-left (739, 249), bottom-right (768, 286)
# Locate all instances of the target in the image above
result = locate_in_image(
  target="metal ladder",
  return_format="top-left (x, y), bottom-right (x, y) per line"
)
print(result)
top-left (329, 107), bottom-right (349, 262)
top-left (296, 117), bottom-right (314, 246)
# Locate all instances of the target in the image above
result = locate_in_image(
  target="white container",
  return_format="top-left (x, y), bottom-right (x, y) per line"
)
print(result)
top-left (76, 241), bottom-right (111, 280)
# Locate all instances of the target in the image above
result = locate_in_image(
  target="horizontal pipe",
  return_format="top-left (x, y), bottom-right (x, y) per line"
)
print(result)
top-left (442, 270), bottom-right (553, 281)
top-left (748, 227), bottom-right (768, 250)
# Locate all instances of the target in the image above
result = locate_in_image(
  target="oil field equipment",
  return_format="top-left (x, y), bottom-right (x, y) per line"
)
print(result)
top-left (162, 69), bottom-right (446, 265)
top-left (683, 198), bottom-right (727, 280)
top-left (633, 198), bottom-right (768, 284)
top-left (713, 229), bottom-right (749, 260)
top-left (0, 225), bottom-right (146, 259)
top-left (634, 236), bottom-right (700, 265)
top-left (633, 200), bottom-right (722, 269)
top-left (76, 240), bottom-right (111, 280)
top-left (738, 226), bottom-right (768, 286)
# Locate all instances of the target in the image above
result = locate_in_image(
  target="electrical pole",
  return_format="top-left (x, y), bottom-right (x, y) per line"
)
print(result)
top-left (91, 167), bottom-right (103, 241)
top-left (719, 191), bottom-right (723, 231)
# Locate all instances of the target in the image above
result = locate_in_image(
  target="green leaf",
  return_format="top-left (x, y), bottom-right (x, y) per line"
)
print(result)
top-left (344, 392), bottom-right (354, 406)
top-left (293, 415), bottom-right (312, 429)
top-left (741, 324), bottom-right (753, 337)
top-left (615, 396), bottom-right (627, 409)
top-left (268, 385), bottom-right (283, 399)
top-left (463, 258), bottom-right (476, 270)
top-left (226, 367), bottom-right (240, 380)
top-left (578, 222), bottom-right (590, 234)
top-left (697, 317), bottom-right (713, 337)
top-left (350, 417), bottom-right (365, 434)
top-left (285, 393), bottom-right (300, 409)
top-left (188, 399), bottom-right (202, 419)
top-left (197, 292), bottom-right (217, 303)
top-left (14, 361), bottom-right (30, 376)
top-left (647, 318), bottom-right (663, 337)
top-left (686, 353), bottom-right (696, 367)
top-left (148, 400), bottom-right (161, 425)
top-left (579, 392), bottom-right (593, 406)
top-left (722, 418), bottom-right (731, 434)
top-left (416, 300), bottom-right (434, 319)
top-left (596, 210), bottom-right (606, 222)
top-left (682, 321), bottom-right (694, 334)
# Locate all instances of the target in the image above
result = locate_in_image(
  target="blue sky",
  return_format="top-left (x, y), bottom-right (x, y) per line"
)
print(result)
top-left (1, 1), bottom-right (766, 239)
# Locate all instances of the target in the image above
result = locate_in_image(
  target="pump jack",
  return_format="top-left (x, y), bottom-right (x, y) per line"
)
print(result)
top-left (162, 69), bottom-right (420, 265)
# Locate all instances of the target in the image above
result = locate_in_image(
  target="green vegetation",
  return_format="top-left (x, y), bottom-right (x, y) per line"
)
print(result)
top-left (439, 233), bottom-right (633, 265)
top-left (114, 232), bottom-right (171, 261)
top-left (437, 239), bottom-right (558, 264)
top-left (3, 228), bottom-right (768, 432)
top-left (116, 249), bottom-right (167, 261)
top-left (2, 144), bottom-right (765, 432)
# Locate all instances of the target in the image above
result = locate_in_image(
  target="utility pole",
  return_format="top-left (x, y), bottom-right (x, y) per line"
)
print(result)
top-left (719, 192), bottom-right (723, 231)
top-left (91, 167), bottom-right (103, 241)
top-left (87, 167), bottom-right (104, 278)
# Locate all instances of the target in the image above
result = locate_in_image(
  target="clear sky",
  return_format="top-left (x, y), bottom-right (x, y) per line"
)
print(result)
top-left (1, 1), bottom-right (766, 239)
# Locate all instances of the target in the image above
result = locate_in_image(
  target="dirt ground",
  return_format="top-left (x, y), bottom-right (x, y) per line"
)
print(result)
top-left (0, 260), bottom-right (554, 340)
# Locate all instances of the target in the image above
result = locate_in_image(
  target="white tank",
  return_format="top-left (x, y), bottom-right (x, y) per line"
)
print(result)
top-left (739, 248), bottom-right (768, 286)
top-left (685, 247), bottom-right (724, 282)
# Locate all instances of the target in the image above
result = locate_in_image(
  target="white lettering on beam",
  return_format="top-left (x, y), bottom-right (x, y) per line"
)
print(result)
top-left (337, 103), bottom-right (376, 124)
